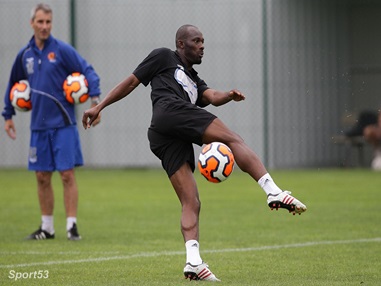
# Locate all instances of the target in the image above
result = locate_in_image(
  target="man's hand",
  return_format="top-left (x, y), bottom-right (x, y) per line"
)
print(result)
top-left (227, 89), bottom-right (245, 102)
top-left (82, 106), bottom-right (101, 129)
top-left (90, 112), bottom-right (101, 127)
top-left (5, 119), bottom-right (16, 140)
top-left (89, 101), bottom-right (101, 127)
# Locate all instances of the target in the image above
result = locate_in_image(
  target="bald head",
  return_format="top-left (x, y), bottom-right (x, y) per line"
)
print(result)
top-left (175, 24), bottom-right (204, 68)
top-left (175, 24), bottom-right (199, 48)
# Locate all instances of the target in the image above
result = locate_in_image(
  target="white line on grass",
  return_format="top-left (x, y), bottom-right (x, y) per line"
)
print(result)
top-left (1, 237), bottom-right (380, 269)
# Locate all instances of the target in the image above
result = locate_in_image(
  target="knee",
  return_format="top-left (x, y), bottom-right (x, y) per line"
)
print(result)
top-left (363, 126), bottom-right (372, 139)
top-left (35, 171), bottom-right (51, 187)
top-left (231, 134), bottom-right (245, 146)
top-left (226, 134), bottom-right (246, 153)
top-left (60, 170), bottom-right (75, 186)
top-left (363, 126), bottom-right (378, 141)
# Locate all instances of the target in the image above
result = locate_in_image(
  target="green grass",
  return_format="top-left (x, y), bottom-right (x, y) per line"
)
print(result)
top-left (0, 168), bottom-right (380, 285)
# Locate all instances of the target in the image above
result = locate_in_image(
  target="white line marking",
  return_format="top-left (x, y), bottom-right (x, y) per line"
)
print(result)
top-left (1, 237), bottom-right (380, 269)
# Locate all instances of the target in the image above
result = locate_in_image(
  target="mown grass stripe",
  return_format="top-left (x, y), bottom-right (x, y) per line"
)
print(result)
top-left (1, 237), bottom-right (380, 269)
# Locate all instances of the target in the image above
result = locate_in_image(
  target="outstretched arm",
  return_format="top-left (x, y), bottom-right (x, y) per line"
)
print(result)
top-left (82, 74), bottom-right (140, 129)
top-left (201, 89), bottom-right (245, 107)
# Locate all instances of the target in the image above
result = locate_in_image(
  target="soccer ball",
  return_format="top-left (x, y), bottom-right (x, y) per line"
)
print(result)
top-left (198, 142), bottom-right (235, 183)
top-left (9, 80), bottom-right (32, 111)
top-left (63, 72), bottom-right (89, 104)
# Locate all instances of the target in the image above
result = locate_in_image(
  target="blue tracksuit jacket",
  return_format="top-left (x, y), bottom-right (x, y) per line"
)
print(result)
top-left (2, 35), bottom-right (100, 130)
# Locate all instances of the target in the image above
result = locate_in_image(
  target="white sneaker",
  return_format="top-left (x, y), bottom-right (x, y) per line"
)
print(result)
top-left (371, 149), bottom-right (381, 171)
top-left (184, 262), bottom-right (220, 281)
top-left (267, 191), bottom-right (307, 215)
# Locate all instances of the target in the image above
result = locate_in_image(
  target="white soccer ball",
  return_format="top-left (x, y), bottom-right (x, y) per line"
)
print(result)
top-left (198, 142), bottom-right (235, 183)
top-left (10, 80), bottom-right (32, 111)
top-left (63, 72), bottom-right (89, 104)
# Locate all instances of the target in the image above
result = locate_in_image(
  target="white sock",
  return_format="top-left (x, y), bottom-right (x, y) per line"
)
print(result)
top-left (41, 215), bottom-right (54, 234)
top-left (185, 240), bottom-right (202, 265)
top-left (66, 217), bottom-right (77, 231)
top-left (258, 173), bottom-right (282, 196)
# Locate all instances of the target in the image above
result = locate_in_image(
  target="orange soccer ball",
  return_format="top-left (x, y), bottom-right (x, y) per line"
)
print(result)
top-left (63, 72), bottom-right (89, 104)
top-left (10, 80), bottom-right (32, 111)
top-left (198, 142), bottom-right (235, 183)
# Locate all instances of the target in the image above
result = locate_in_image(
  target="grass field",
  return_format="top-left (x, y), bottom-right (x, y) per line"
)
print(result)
top-left (0, 168), bottom-right (380, 285)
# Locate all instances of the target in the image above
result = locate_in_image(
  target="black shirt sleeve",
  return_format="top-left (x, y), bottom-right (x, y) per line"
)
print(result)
top-left (133, 48), bottom-right (172, 86)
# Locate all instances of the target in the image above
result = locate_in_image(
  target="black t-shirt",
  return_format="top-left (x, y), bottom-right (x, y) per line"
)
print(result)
top-left (133, 48), bottom-right (209, 107)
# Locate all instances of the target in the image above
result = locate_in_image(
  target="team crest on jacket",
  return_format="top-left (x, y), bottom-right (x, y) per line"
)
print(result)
top-left (47, 52), bottom-right (56, 63)
top-left (174, 65), bottom-right (197, 104)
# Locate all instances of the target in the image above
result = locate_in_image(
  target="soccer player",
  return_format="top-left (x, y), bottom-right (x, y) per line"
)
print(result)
top-left (363, 110), bottom-right (381, 170)
top-left (2, 3), bottom-right (101, 240)
top-left (82, 24), bottom-right (307, 280)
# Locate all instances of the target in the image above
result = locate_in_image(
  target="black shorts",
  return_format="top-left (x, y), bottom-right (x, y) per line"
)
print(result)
top-left (148, 100), bottom-right (216, 177)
